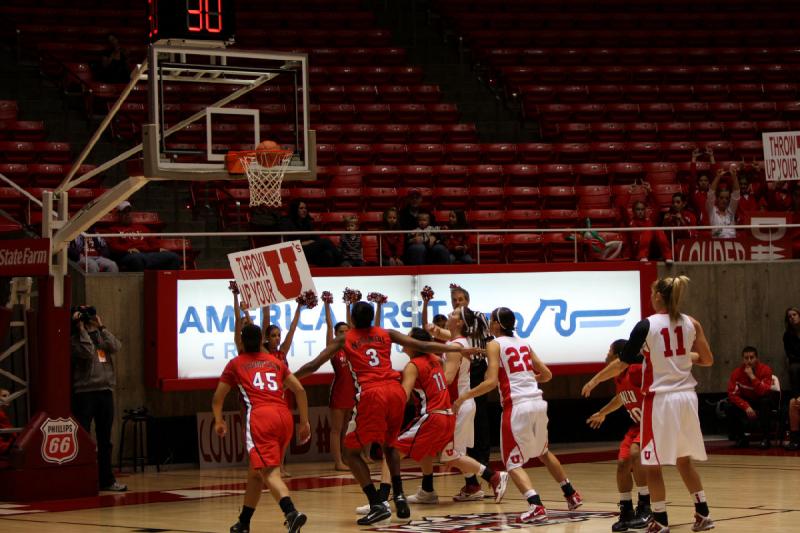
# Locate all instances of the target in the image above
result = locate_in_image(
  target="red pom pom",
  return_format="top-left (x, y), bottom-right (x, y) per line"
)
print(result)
top-left (449, 283), bottom-right (463, 291)
top-left (420, 285), bottom-right (434, 300)
top-left (342, 287), bottom-right (362, 304)
top-left (295, 290), bottom-right (319, 309)
top-left (228, 280), bottom-right (239, 294)
top-left (321, 291), bottom-right (334, 304)
top-left (367, 292), bottom-right (388, 304)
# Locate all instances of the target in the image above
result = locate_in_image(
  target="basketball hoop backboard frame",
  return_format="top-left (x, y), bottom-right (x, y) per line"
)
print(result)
top-left (142, 42), bottom-right (315, 181)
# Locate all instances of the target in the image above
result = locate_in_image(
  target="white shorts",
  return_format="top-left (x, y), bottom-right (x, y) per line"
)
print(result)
top-left (501, 399), bottom-right (549, 471)
top-left (641, 390), bottom-right (707, 466)
top-left (441, 398), bottom-right (475, 463)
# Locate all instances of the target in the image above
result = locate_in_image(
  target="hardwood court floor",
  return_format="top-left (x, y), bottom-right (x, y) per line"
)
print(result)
top-left (1, 444), bottom-right (798, 532)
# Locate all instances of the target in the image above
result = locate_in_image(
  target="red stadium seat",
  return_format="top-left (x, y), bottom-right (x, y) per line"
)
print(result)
top-left (469, 187), bottom-right (504, 209)
top-left (639, 103), bottom-right (674, 122)
top-left (467, 164), bottom-right (504, 187)
top-left (363, 187), bottom-right (398, 210)
top-left (504, 186), bottom-right (540, 209)
top-left (742, 101), bottom-right (777, 121)
top-left (407, 143), bottom-right (445, 165)
top-left (481, 143), bottom-right (517, 164)
top-left (543, 232), bottom-right (579, 262)
top-left (362, 165), bottom-right (399, 187)
top-left (707, 102), bottom-right (742, 121)
top-left (337, 143), bottom-right (373, 165)
top-left (314, 124), bottom-right (343, 144)
top-left (517, 143), bottom-right (555, 164)
top-left (643, 162), bottom-right (678, 185)
top-left (574, 163), bottom-right (609, 185)
top-left (433, 186), bottom-right (470, 209)
top-left (578, 207), bottom-right (618, 228)
top-left (319, 211), bottom-right (359, 230)
top-left (433, 164), bottom-right (468, 187)
top-left (540, 186), bottom-right (577, 209)
top-left (0, 141), bottom-right (35, 163)
top-left (372, 143), bottom-right (408, 165)
top-left (375, 124), bottom-right (410, 143)
top-left (576, 185), bottom-right (611, 208)
top-left (574, 103), bottom-right (607, 122)
top-left (673, 102), bottom-right (708, 121)
top-left (652, 183), bottom-right (683, 210)
top-left (541, 209), bottom-right (579, 228)
top-left (468, 209), bottom-right (504, 229)
top-left (664, 141), bottom-right (698, 162)
top-left (444, 143), bottom-right (482, 165)
top-left (732, 140), bottom-right (763, 161)
top-left (627, 142), bottom-right (663, 162)
top-left (471, 234), bottom-right (504, 264)
top-left (359, 211), bottom-right (384, 231)
top-left (609, 162), bottom-right (645, 184)
top-left (408, 124), bottom-right (444, 143)
top-left (442, 123), bottom-right (479, 143)
top-left (659, 122), bottom-right (692, 141)
top-left (341, 124), bottom-right (377, 143)
top-left (344, 85), bottom-right (379, 103)
top-left (505, 233), bottom-right (544, 263)
top-left (557, 123), bottom-right (592, 142)
top-left (290, 187), bottom-right (327, 212)
top-left (591, 142), bottom-right (627, 163)
top-left (398, 166), bottom-right (434, 188)
top-left (555, 143), bottom-right (590, 163)
top-left (505, 209), bottom-right (542, 229)
top-left (327, 187), bottom-right (363, 211)
top-left (362, 235), bottom-right (379, 265)
top-left (626, 122), bottom-right (659, 141)
top-left (726, 121), bottom-right (757, 140)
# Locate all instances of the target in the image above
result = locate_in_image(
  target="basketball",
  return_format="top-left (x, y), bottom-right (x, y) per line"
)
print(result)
top-left (256, 140), bottom-right (280, 151)
top-left (256, 140), bottom-right (284, 167)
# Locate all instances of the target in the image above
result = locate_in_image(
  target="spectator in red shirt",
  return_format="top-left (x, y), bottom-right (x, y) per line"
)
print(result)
top-left (736, 172), bottom-right (767, 221)
top-left (661, 192), bottom-right (698, 240)
top-left (381, 207), bottom-right (404, 266)
top-left (442, 210), bottom-right (473, 264)
top-left (726, 346), bottom-right (776, 449)
top-left (106, 202), bottom-right (181, 271)
top-left (618, 182), bottom-right (673, 262)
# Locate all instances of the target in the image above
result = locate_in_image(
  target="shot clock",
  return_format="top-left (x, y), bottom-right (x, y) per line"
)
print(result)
top-left (148, 0), bottom-right (236, 43)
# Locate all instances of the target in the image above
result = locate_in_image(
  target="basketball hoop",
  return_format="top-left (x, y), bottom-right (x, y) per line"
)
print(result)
top-left (230, 149), bottom-right (293, 208)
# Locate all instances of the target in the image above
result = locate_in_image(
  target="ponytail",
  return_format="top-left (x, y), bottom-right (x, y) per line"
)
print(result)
top-left (653, 275), bottom-right (690, 322)
top-left (461, 306), bottom-right (490, 349)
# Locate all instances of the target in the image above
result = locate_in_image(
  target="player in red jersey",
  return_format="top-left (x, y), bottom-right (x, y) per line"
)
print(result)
top-left (324, 293), bottom-right (387, 473)
top-left (585, 340), bottom-right (651, 531)
top-left (296, 301), bottom-right (482, 526)
top-left (212, 324), bottom-right (311, 533)
top-left (582, 276), bottom-right (714, 533)
top-left (398, 327), bottom-right (508, 506)
top-left (455, 307), bottom-right (582, 524)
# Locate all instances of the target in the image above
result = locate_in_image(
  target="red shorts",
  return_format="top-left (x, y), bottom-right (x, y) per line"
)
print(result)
top-left (344, 382), bottom-right (406, 450)
top-left (247, 406), bottom-right (293, 469)
top-left (394, 412), bottom-right (455, 461)
top-left (329, 375), bottom-right (356, 410)
top-left (618, 424), bottom-right (641, 462)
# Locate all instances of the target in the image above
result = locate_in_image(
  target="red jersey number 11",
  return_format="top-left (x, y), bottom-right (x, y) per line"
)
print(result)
top-left (659, 326), bottom-right (686, 357)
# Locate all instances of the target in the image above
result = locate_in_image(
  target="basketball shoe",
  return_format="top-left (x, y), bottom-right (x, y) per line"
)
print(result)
top-left (565, 490), bottom-right (583, 510)
top-left (407, 487), bottom-right (439, 504)
top-left (611, 504), bottom-right (635, 532)
top-left (283, 510), bottom-right (306, 533)
top-left (517, 504), bottom-right (548, 523)
top-left (356, 504), bottom-right (392, 526)
top-left (489, 471), bottom-right (509, 503)
top-left (355, 501), bottom-right (390, 515)
top-left (229, 521), bottom-right (249, 533)
top-left (691, 513), bottom-right (715, 531)
top-left (453, 484), bottom-right (485, 501)
top-left (647, 520), bottom-right (669, 533)
top-left (394, 494), bottom-right (411, 519)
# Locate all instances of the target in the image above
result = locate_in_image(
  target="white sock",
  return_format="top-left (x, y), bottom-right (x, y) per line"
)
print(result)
top-left (477, 464), bottom-right (486, 475)
top-left (559, 478), bottom-right (570, 487)
top-left (524, 489), bottom-right (537, 500)
top-left (692, 490), bottom-right (707, 503)
top-left (638, 486), bottom-right (650, 496)
top-left (620, 492), bottom-right (632, 502)
top-left (652, 500), bottom-right (667, 513)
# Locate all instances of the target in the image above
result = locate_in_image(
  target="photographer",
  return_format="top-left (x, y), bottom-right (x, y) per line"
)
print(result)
top-left (71, 305), bottom-right (126, 492)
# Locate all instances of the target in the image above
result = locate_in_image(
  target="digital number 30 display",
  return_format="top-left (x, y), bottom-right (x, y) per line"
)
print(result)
top-left (149, 0), bottom-right (236, 42)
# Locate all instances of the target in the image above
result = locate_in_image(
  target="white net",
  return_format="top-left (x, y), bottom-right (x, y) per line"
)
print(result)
top-left (239, 150), bottom-right (293, 207)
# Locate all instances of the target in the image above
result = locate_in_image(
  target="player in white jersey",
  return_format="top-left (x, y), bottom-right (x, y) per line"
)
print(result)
top-left (454, 307), bottom-right (582, 524)
top-left (582, 276), bottom-right (714, 533)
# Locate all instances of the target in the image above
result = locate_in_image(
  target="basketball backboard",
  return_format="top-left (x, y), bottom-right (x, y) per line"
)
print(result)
top-left (142, 42), bottom-right (315, 181)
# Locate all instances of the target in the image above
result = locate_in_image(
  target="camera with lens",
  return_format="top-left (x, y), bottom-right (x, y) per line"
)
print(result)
top-left (72, 305), bottom-right (97, 323)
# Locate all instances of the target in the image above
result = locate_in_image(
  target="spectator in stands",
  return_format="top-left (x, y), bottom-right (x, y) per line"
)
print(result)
top-left (279, 199), bottom-right (340, 267)
top-left (784, 307), bottom-right (800, 396)
top-left (68, 232), bottom-right (118, 273)
top-left (736, 171), bottom-right (767, 220)
top-left (726, 346), bottom-right (776, 449)
top-left (707, 167), bottom-right (740, 239)
top-left (661, 192), bottom-right (697, 241)
top-left (70, 305), bottom-right (126, 491)
top-left (398, 189), bottom-right (427, 230)
top-left (0, 388), bottom-right (17, 455)
top-left (106, 202), bottom-right (181, 271)
top-left (786, 397), bottom-right (800, 450)
top-left (620, 182), bottom-right (673, 262)
top-left (94, 34), bottom-right (130, 83)
top-left (339, 215), bottom-right (364, 267)
top-left (442, 209), bottom-right (473, 264)
top-left (381, 207), bottom-right (404, 266)
top-left (689, 147), bottom-right (715, 225)
top-left (405, 212), bottom-right (450, 265)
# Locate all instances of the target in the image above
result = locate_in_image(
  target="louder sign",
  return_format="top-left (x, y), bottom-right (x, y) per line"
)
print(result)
top-left (228, 241), bottom-right (316, 311)
top-left (675, 213), bottom-right (793, 261)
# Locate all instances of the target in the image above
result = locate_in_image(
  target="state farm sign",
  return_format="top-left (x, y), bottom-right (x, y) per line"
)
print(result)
top-left (0, 238), bottom-right (49, 276)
